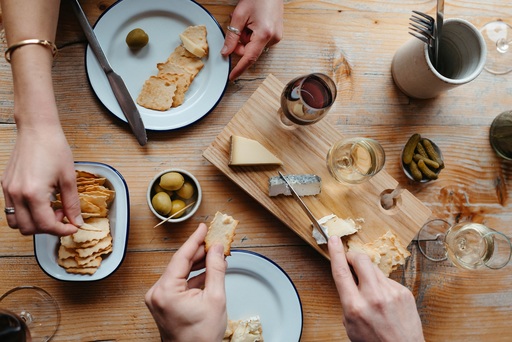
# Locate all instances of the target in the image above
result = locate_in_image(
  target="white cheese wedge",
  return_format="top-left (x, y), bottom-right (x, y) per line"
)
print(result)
top-left (312, 214), bottom-right (361, 244)
top-left (179, 34), bottom-right (207, 58)
top-left (230, 316), bottom-right (263, 342)
top-left (268, 174), bottom-right (321, 196)
top-left (229, 135), bottom-right (283, 166)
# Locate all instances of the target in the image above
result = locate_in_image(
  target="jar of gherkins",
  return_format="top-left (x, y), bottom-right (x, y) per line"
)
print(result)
top-left (490, 111), bottom-right (512, 160)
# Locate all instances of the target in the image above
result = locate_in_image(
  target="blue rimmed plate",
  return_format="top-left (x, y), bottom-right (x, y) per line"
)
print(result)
top-left (85, 0), bottom-right (230, 130)
top-left (34, 162), bottom-right (130, 281)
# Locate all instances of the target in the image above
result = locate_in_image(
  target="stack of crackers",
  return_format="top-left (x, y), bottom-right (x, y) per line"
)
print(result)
top-left (347, 231), bottom-right (411, 277)
top-left (53, 171), bottom-right (115, 275)
top-left (137, 25), bottom-right (208, 111)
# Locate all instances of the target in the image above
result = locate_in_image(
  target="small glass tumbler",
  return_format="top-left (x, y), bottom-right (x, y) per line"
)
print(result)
top-left (327, 137), bottom-right (386, 184)
top-left (279, 73), bottom-right (337, 126)
top-left (489, 110), bottom-right (512, 160)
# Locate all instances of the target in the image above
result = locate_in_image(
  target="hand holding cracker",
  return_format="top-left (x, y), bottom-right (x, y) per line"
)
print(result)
top-left (145, 223), bottom-right (228, 342)
top-left (327, 236), bottom-right (424, 342)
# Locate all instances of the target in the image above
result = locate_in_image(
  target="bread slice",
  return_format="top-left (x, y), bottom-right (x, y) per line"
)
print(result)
top-left (205, 212), bottom-right (238, 256)
top-left (179, 25), bottom-right (208, 58)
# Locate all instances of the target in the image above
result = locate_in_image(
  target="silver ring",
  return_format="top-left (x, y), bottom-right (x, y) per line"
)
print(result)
top-left (4, 207), bottom-right (15, 215)
top-left (227, 25), bottom-right (241, 36)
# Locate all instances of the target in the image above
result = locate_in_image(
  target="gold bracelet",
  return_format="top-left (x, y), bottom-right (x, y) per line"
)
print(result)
top-left (4, 39), bottom-right (58, 63)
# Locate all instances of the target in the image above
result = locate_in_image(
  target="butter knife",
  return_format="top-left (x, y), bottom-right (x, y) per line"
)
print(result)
top-left (278, 171), bottom-right (329, 241)
top-left (69, 0), bottom-right (147, 146)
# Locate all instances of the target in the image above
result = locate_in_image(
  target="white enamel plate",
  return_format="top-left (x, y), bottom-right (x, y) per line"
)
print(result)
top-left (224, 250), bottom-right (303, 341)
top-left (85, 0), bottom-right (230, 130)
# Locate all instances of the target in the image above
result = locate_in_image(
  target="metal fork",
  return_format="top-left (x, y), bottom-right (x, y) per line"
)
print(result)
top-left (408, 10), bottom-right (435, 48)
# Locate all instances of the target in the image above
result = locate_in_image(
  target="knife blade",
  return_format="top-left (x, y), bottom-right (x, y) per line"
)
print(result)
top-left (278, 171), bottom-right (329, 241)
top-left (69, 0), bottom-right (147, 146)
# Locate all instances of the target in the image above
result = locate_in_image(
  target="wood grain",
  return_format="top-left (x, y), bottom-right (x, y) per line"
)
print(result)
top-left (204, 74), bottom-right (431, 258)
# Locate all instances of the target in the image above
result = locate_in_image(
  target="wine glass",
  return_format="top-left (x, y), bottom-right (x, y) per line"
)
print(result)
top-left (0, 286), bottom-right (61, 341)
top-left (326, 137), bottom-right (386, 184)
top-left (416, 219), bottom-right (512, 270)
top-left (480, 20), bottom-right (512, 75)
top-left (0, 309), bottom-right (31, 341)
top-left (279, 73), bottom-right (337, 126)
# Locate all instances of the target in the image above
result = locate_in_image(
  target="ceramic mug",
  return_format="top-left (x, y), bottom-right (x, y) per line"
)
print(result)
top-left (391, 18), bottom-right (487, 99)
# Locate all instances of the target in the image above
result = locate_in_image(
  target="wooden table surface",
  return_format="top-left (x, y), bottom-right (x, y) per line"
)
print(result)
top-left (1, 0), bottom-right (512, 341)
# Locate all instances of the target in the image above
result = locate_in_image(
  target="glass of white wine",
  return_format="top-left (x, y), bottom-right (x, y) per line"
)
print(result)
top-left (279, 73), bottom-right (337, 126)
top-left (0, 286), bottom-right (61, 341)
top-left (326, 137), bottom-right (386, 184)
top-left (417, 219), bottom-right (512, 270)
top-left (479, 20), bottom-right (512, 75)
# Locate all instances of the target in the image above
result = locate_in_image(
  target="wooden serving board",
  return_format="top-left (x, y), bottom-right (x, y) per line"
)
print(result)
top-left (203, 74), bottom-right (431, 259)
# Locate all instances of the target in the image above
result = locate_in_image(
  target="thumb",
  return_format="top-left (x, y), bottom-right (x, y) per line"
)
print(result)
top-left (59, 176), bottom-right (84, 227)
top-left (205, 244), bottom-right (227, 296)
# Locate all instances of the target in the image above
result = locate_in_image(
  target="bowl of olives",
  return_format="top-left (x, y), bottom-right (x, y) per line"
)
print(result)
top-left (147, 169), bottom-right (202, 223)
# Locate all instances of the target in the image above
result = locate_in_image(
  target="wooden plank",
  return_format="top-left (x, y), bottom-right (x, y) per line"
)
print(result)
top-left (204, 74), bottom-right (431, 259)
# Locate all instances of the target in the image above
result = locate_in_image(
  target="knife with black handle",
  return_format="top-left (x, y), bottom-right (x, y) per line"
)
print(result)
top-left (70, 0), bottom-right (147, 146)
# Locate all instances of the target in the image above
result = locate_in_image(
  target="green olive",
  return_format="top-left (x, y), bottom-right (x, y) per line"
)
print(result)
top-left (159, 172), bottom-right (185, 191)
top-left (170, 199), bottom-right (186, 218)
top-left (176, 181), bottom-right (195, 200)
top-left (151, 192), bottom-right (172, 216)
top-left (153, 183), bottom-right (173, 197)
top-left (126, 28), bottom-right (149, 50)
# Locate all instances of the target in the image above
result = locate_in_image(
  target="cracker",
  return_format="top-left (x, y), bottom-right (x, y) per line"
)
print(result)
top-left (136, 75), bottom-right (177, 111)
top-left (347, 231), bottom-right (410, 277)
top-left (157, 61), bottom-right (194, 83)
top-left (159, 72), bottom-right (191, 107)
top-left (205, 212), bottom-right (238, 256)
top-left (167, 45), bottom-right (204, 77)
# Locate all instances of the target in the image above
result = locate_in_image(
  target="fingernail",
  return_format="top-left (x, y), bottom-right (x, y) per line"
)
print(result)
top-left (74, 215), bottom-right (84, 227)
top-left (221, 45), bottom-right (228, 54)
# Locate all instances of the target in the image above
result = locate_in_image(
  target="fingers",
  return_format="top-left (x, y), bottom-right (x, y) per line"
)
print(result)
top-left (204, 244), bottom-right (227, 297)
top-left (59, 171), bottom-right (84, 227)
top-left (163, 223), bottom-right (208, 281)
top-left (345, 251), bottom-right (382, 287)
top-left (328, 236), bottom-right (358, 299)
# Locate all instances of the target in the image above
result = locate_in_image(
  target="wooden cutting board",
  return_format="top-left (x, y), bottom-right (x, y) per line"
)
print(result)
top-left (203, 74), bottom-right (431, 259)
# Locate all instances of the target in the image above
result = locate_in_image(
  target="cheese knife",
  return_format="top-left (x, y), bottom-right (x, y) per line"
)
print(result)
top-left (69, 0), bottom-right (147, 146)
top-left (278, 171), bottom-right (329, 241)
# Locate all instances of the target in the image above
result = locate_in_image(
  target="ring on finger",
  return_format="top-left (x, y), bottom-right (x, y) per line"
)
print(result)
top-left (4, 207), bottom-right (15, 215)
top-left (227, 25), bottom-right (241, 36)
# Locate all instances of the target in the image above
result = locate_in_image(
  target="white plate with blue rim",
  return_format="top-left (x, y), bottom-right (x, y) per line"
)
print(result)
top-left (34, 161), bottom-right (130, 282)
top-left (223, 250), bottom-right (303, 341)
top-left (85, 0), bottom-right (230, 131)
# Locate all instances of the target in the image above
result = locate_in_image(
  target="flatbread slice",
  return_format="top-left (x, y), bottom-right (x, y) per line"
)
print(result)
top-left (205, 212), bottom-right (238, 256)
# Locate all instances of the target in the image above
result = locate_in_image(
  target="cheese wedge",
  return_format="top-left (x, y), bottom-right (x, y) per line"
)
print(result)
top-left (179, 25), bottom-right (208, 58)
top-left (229, 135), bottom-right (282, 166)
top-left (312, 214), bottom-right (360, 244)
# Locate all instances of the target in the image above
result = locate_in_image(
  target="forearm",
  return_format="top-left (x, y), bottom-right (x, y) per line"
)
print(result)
top-left (1, 0), bottom-right (62, 128)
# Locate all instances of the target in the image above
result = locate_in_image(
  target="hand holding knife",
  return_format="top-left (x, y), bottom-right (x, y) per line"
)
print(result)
top-left (69, 0), bottom-right (147, 146)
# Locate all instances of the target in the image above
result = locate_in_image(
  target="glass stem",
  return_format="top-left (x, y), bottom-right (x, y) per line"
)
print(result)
top-left (496, 37), bottom-right (511, 53)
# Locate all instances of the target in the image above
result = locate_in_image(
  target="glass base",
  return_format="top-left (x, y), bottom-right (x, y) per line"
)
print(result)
top-left (416, 219), bottom-right (451, 262)
top-left (480, 21), bottom-right (512, 75)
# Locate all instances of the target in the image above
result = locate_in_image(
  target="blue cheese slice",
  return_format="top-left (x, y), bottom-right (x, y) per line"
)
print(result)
top-left (229, 135), bottom-right (283, 166)
top-left (312, 214), bottom-right (361, 244)
top-left (268, 174), bottom-right (321, 196)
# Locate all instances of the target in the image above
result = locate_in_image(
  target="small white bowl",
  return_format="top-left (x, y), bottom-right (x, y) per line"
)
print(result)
top-left (147, 168), bottom-right (202, 223)
top-left (34, 161), bottom-right (130, 282)
top-left (401, 138), bottom-right (444, 183)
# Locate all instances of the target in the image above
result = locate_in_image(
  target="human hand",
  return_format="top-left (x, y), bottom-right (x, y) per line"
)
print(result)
top-left (221, 0), bottom-right (283, 81)
top-left (2, 122), bottom-right (81, 236)
top-left (327, 236), bottom-right (424, 342)
top-left (145, 223), bottom-right (228, 342)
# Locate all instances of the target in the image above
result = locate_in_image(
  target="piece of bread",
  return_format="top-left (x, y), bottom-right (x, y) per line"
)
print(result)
top-left (205, 212), bottom-right (238, 256)
top-left (179, 25), bottom-right (208, 58)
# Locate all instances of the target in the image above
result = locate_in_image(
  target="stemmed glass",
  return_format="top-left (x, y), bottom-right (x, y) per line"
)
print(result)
top-left (326, 137), bottom-right (386, 184)
top-left (0, 286), bottom-right (61, 341)
top-left (279, 73), bottom-right (337, 126)
top-left (480, 20), bottom-right (512, 75)
top-left (416, 219), bottom-right (512, 270)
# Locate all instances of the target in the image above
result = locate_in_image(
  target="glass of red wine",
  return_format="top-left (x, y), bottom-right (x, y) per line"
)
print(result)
top-left (0, 286), bottom-right (60, 341)
top-left (279, 73), bottom-right (337, 126)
